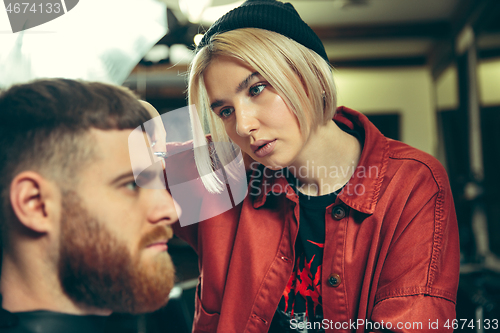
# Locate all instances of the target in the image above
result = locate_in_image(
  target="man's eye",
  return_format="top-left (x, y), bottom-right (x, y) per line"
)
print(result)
top-left (219, 108), bottom-right (234, 118)
top-left (249, 84), bottom-right (265, 96)
top-left (125, 181), bottom-right (138, 191)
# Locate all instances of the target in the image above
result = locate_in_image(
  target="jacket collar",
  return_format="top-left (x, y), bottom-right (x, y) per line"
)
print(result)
top-left (334, 106), bottom-right (389, 215)
top-left (250, 165), bottom-right (297, 208)
top-left (251, 106), bottom-right (388, 215)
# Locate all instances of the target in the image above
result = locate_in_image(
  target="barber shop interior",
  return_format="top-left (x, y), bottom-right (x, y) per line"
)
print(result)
top-left (0, 0), bottom-right (499, 332)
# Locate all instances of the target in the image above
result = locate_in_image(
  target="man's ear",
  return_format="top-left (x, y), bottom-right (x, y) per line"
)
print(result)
top-left (9, 171), bottom-right (61, 234)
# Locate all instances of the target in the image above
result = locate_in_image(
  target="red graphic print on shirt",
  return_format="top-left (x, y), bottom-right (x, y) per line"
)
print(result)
top-left (282, 240), bottom-right (324, 320)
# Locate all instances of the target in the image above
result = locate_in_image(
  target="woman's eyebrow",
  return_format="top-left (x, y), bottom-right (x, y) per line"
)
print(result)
top-left (210, 72), bottom-right (261, 111)
top-left (236, 72), bottom-right (260, 94)
top-left (210, 100), bottom-right (224, 110)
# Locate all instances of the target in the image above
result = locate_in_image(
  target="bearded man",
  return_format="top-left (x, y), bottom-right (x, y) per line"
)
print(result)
top-left (0, 79), bottom-right (178, 333)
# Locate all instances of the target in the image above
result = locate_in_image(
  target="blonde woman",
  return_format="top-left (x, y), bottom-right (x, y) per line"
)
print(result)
top-left (173, 1), bottom-right (460, 332)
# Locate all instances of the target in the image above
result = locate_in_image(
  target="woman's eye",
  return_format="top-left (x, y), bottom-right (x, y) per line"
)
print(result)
top-left (219, 108), bottom-right (234, 118)
top-left (249, 84), bottom-right (265, 96)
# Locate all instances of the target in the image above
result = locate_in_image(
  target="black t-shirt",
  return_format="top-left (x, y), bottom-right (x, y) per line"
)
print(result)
top-left (269, 124), bottom-right (362, 333)
top-left (268, 187), bottom-right (337, 333)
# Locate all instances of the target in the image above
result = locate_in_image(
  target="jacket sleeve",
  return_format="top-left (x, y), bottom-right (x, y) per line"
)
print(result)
top-left (369, 163), bottom-right (460, 332)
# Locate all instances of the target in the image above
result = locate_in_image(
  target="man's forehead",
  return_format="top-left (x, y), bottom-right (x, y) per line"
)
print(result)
top-left (86, 128), bottom-right (138, 175)
top-left (89, 128), bottom-right (134, 149)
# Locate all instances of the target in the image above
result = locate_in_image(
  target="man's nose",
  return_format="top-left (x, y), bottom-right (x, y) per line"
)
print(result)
top-left (148, 189), bottom-right (180, 226)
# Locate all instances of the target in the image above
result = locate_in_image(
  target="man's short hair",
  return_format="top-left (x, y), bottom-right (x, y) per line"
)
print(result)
top-left (0, 79), bottom-right (150, 240)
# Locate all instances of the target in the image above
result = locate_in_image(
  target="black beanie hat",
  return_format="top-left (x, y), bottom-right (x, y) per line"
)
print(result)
top-left (196, 0), bottom-right (329, 63)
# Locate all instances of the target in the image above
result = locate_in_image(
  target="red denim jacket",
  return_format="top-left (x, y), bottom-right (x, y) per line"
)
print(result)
top-left (173, 106), bottom-right (460, 333)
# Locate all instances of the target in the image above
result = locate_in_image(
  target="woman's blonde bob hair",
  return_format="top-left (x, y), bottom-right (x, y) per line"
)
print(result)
top-left (188, 28), bottom-right (336, 193)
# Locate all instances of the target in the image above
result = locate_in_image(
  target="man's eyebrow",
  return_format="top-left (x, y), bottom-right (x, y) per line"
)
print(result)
top-left (110, 171), bottom-right (135, 185)
top-left (110, 169), bottom-right (161, 186)
top-left (209, 72), bottom-right (260, 111)
top-left (135, 169), bottom-right (160, 185)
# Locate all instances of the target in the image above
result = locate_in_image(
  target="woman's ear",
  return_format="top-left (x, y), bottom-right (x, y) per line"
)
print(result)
top-left (9, 171), bottom-right (61, 234)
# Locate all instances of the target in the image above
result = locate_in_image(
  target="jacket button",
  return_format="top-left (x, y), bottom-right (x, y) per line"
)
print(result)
top-left (328, 274), bottom-right (341, 287)
top-left (332, 206), bottom-right (346, 220)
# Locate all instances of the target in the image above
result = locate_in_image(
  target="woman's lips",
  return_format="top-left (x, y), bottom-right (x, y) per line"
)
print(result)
top-left (252, 139), bottom-right (277, 158)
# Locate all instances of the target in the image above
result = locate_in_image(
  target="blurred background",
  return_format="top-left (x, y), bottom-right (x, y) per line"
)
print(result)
top-left (1, 0), bottom-right (500, 332)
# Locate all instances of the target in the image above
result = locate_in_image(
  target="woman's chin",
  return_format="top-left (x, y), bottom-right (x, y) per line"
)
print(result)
top-left (261, 161), bottom-right (286, 171)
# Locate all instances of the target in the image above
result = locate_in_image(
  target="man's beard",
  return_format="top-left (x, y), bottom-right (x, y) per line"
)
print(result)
top-left (57, 191), bottom-right (175, 314)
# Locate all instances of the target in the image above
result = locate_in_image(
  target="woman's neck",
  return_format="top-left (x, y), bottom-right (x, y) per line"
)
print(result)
top-left (289, 120), bottom-right (361, 196)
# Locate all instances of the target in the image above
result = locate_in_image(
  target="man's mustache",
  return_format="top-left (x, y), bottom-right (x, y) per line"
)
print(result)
top-left (138, 226), bottom-right (173, 250)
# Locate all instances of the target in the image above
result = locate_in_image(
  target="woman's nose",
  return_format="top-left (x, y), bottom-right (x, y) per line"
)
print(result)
top-left (235, 105), bottom-right (259, 137)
